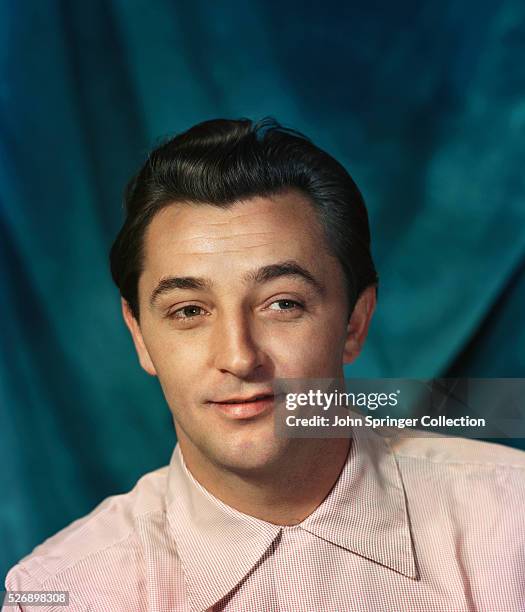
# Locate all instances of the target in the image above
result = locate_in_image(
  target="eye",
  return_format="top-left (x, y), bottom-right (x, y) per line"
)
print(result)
top-left (169, 305), bottom-right (207, 320)
top-left (267, 299), bottom-right (303, 312)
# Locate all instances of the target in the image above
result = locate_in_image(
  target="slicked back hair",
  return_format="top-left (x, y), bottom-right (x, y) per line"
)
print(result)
top-left (110, 118), bottom-right (378, 320)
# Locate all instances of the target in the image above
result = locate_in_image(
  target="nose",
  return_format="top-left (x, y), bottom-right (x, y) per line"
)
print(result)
top-left (211, 309), bottom-right (265, 379)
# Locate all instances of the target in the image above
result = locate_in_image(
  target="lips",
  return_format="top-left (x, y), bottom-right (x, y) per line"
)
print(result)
top-left (208, 393), bottom-right (275, 419)
top-left (214, 393), bottom-right (273, 404)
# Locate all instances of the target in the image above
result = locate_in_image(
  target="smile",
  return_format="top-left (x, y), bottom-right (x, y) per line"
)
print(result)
top-left (209, 394), bottom-right (275, 419)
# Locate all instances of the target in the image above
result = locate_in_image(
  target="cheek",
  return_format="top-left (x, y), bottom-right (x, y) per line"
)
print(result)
top-left (145, 332), bottom-right (207, 392)
top-left (266, 314), bottom-right (347, 378)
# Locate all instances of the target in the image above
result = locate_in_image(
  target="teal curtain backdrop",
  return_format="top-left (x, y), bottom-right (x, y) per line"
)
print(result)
top-left (1, 0), bottom-right (524, 579)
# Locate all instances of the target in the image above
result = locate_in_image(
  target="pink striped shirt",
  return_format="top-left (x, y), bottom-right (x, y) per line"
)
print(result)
top-left (5, 426), bottom-right (525, 611)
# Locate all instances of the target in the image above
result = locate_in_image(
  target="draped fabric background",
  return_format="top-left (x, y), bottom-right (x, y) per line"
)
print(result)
top-left (1, 0), bottom-right (524, 579)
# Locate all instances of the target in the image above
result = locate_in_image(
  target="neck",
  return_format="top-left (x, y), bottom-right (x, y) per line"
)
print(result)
top-left (178, 437), bottom-right (351, 525)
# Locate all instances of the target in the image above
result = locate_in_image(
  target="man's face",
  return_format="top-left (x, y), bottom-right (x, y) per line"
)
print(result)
top-left (124, 190), bottom-right (375, 475)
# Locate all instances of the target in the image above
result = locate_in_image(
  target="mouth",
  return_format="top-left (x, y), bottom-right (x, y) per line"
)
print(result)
top-left (208, 393), bottom-right (276, 420)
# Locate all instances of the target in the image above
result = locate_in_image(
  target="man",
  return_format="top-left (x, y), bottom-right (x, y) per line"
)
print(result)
top-left (4, 118), bottom-right (525, 611)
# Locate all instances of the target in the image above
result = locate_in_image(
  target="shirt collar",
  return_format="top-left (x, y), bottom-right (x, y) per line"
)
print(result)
top-left (166, 427), bottom-right (417, 612)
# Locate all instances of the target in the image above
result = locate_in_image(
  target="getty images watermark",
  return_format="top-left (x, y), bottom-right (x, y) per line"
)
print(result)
top-left (272, 379), bottom-right (525, 439)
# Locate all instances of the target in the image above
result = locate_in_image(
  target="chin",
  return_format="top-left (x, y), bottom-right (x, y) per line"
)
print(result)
top-left (211, 434), bottom-right (291, 476)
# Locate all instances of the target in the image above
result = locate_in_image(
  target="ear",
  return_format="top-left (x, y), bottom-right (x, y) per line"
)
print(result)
top-left (343, 285), bottom-right (377, 365)
top-left (121, 298), bottom-right (157, 376)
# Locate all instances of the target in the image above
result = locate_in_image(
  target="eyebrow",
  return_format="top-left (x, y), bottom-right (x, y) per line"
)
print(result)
top-left (149, 259), bottom-right (325, 307)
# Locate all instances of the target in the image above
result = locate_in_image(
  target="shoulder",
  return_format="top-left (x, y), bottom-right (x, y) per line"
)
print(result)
top-left (379, 428), bottom-right (525, 514)
top-left (5, 464), bottom-right (169, 601)
top-left (385, 429), bottom-right (525, 471)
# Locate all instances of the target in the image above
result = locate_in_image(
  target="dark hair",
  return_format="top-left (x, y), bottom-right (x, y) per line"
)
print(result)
top-left (110, 118), bottom-right (378, 319)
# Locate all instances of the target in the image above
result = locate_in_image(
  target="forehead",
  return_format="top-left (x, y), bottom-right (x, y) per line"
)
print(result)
top-left (140, 190), bottom-right (336, 287)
